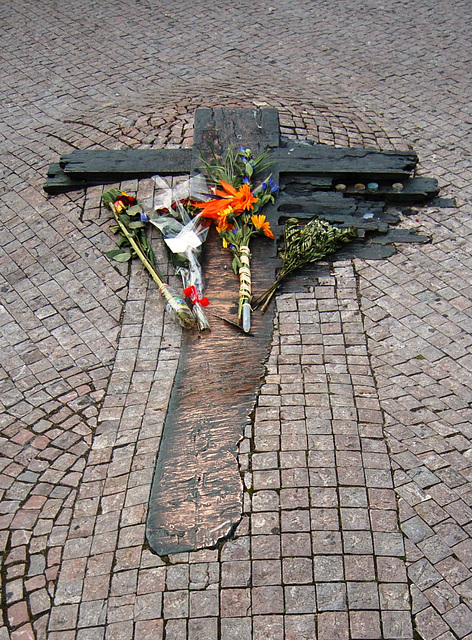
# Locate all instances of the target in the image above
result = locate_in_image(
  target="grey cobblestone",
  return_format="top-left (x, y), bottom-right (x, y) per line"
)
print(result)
top-left (1, 0), bottom-right (472, 638)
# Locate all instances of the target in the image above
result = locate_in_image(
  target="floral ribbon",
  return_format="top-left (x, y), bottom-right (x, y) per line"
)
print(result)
top-left (183, 285), bottom-right (209, 307)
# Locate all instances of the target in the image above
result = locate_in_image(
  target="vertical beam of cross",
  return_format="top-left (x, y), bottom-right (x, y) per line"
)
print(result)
top-left (146, 108), bottom-right (282, 555)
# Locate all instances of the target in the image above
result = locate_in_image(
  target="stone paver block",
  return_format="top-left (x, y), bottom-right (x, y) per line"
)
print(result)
top-left (220, 589), bottom-right (251, 617)
top-left (284, 585), bottom-right (316, 614)
top-left (317, 611), bottom-right (350, 640)
top-left (188, 617), bottom-right (218, 640)
top-left (252, 615), bottom-right (284, 640)
top-left (350, 610), bottom-right (382, 639)
top-left (317, 583), bottom-right (347, 611)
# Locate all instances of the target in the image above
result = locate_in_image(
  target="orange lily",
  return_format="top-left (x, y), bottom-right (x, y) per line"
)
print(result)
top-left (195, 180), bottom-right (236, 219)
top-left (251, 214), bottom-right (274, 239)
top-left (214, 180), bottom-right (238, 198)
top-left (196, 181), bottom-right (257, 218)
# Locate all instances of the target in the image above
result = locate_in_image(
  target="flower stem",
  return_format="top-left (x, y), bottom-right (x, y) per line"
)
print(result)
top-left (238, 245), bottom-right (252, 331)
top-left (113, 211), bottom-right (164, 287)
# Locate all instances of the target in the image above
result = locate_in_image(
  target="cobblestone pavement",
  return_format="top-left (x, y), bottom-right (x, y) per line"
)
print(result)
top-left (1, 0), bottom-right (472, 638)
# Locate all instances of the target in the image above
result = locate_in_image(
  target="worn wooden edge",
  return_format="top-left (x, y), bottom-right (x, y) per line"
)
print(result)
top-left (274, 143), bottom-right (418, 162)
top-left (60, 148), bottom-right (193, 175)
top-left (44, 164), bottom-right (88, 194)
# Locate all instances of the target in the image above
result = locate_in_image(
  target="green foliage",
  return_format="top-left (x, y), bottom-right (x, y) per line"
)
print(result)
top-left (198, 144), bottom-right (274, 189)
top-left (253, 217), bottom-right (358, 311)
top-left (101, 187), bottom-right (161, 277)
top-left (279, 218), bottom-right (358, 278)
top-left (106, 249), bottom-right (132, 262)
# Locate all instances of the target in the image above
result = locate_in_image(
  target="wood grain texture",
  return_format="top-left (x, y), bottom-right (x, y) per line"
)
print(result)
top-left (61, 148), bottom-right (192, 176)
top-left (146, 109), bottom-right (280, 555)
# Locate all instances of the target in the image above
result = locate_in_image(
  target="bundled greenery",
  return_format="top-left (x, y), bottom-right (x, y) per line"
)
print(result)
top-left (198, 145), bottom-right (274, 189)
top-left (253, 217), bottom-right (358, 311)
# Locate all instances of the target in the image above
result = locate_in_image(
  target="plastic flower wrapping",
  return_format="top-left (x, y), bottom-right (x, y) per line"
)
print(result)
top-left (144, 174), bottom-right (212, 330)
top-left (101, 186), bottom-right (201, 331)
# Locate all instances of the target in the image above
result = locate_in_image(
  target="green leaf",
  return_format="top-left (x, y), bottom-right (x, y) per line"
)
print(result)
top-left (106, 249), bottom-right (132, 262)
top-left (110, 225), bottom-right (120, 234)
top-left (113, 252), bottom-right (133, 262)
top-left (102, 188), bottom-right (121, 207)
top-left (232, 256), bottom-right (241, 274)
top-left (127, 205), bottom-right (143, 216)
top-left (128, 221), bottom-right (146, 229)
top-left (119, 214), bottom-right (131, 225)
top-left (148, 245), bottom-right (155, 266)
top-left (245, 162), bottom-right (253, 177)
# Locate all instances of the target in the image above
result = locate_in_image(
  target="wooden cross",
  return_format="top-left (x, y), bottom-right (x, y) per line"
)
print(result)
top-left (46, 109), bottom-right (440, 555)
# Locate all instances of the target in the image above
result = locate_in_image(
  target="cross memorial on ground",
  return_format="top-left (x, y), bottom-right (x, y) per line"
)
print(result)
top-left (45, 108), bottom-right (441, 555)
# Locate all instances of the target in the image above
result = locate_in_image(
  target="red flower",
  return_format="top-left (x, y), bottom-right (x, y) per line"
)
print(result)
top-left (114, 191), bottom-right (137, 213)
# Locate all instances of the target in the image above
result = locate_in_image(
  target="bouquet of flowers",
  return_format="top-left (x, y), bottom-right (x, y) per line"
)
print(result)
top-left (194, 146), bottom-right (278, 332)
top-left (144, 174), bottom-right (211, 330)
top-left (101, 188), bottom-right (195, 330)
top-left (253, 217), bottom-right (358, 312)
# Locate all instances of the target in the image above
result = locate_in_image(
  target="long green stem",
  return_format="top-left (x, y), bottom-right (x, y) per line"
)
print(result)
top-left (113, 212), bottom-right (164, 288)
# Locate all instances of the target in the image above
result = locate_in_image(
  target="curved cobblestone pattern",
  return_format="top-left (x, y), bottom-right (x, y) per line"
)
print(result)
top-left (1, 0), bottom-right (471, 638)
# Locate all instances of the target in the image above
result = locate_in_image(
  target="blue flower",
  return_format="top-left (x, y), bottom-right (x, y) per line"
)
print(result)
top-left (238, 146), bottom-right (246, 152)
top-left (242, 176), bottom-right (250, 184)
top-left (140, 212), bottom-right (149, 222)
top-left (268, 179), bottom-right (279, 193)
top-left (262, 182), bottom-right (267, 191)
top-left (241, 157), bottom-right (248, 163)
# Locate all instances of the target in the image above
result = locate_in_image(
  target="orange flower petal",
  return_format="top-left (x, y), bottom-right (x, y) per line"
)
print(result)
top-left (218, 180), bottom-right (238, 196)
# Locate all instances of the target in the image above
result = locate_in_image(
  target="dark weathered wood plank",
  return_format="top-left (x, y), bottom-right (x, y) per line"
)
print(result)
top-left (276, 191), bottom-right (357, 217)
top-left (343, 177), bottom-right (439, 201)
top-left (273, 143), bottom-right (418, 163)
top-left (146, 108), bottom-right (281, 556)
top-left (272, 145), bottom-right (417, 180)
top-left (192, 107), bottom-right (280, 168)
top-left (44, 164), bottom-right (88, 193)
top-left (370, 229), bottom-right (430, 244)
top-left (60, 148), bottom-right (193, 176)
